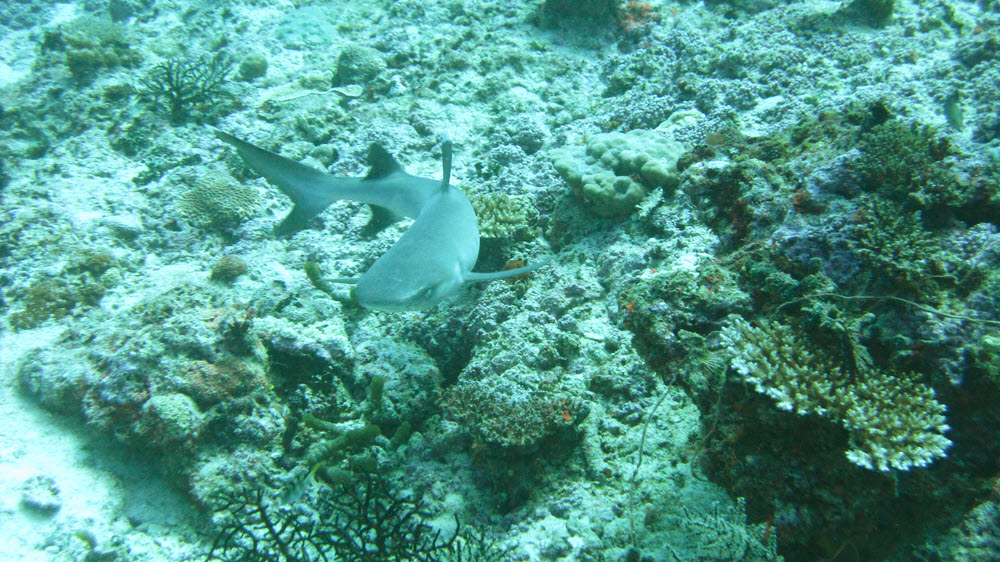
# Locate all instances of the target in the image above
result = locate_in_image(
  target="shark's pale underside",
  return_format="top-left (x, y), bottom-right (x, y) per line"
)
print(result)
top-left (213, 129), bottom-right (546, 311)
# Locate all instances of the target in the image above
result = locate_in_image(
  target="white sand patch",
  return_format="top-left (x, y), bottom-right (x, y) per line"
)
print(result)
top-left (0, 329), bottom-right (205, 560)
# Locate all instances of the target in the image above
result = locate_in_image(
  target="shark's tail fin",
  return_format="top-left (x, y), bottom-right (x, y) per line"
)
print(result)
top-left (212, 127), bottom-right (341, 235)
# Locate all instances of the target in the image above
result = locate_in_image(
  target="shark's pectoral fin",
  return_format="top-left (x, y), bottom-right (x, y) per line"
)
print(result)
top-left (464, 259), bottom-right (551, 284)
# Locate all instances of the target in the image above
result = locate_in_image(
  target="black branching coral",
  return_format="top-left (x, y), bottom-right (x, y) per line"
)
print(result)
top-left (209, 485), bottom-right (326, 562)
top-left (320, 471), bottom-right (457, 561)
top-left (142, 52), bottom-right (233, 125)
top-left (207, 470), bottom-right (492, 562)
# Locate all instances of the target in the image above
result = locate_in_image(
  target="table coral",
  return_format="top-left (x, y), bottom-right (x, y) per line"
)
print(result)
top-left (722, 316), bottom-right (951, 471)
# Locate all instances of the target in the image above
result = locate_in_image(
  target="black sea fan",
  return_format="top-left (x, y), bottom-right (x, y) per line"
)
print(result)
top-left (142, 51), bottom-right (233, 125)
top-left (207, 470), bottom-right (460, 562)
top-left (208, 485), bottom-right (329, 562)
top-left (320, 470), bottom-right (457, 562)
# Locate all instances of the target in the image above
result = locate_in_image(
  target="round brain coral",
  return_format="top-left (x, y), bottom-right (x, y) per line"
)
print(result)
top-left (551, 125), bottom-right (686, 217)
top-left (179, 170), bottom-right (260, 230)
top-left (335, 43), bottom-right (386, 86)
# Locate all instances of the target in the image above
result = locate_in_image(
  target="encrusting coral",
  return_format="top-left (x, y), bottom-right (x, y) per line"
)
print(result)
top-left (551, 124), bottom-right (685, 217)
top-left (40, 16), bottom-right (142, 83)
top-left (721, 316), bottom-right (951, 472)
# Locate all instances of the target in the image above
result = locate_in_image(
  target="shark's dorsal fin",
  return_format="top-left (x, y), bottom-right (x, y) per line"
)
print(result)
top-left (366, 144), bottom-right (403, 180)
top-left (440, 133), bottom-right (452, 193)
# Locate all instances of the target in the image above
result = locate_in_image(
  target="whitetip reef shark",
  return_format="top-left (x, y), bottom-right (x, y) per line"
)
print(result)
top-left (212, 129), bottom-right (547, 311)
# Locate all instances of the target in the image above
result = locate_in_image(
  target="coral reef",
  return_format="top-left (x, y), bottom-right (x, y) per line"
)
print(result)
top-left (334, 43), bottom-right (386, 86)
top-left (40, 17), bottom-right (142, 83)
top-left (851, 119), bottom-right (997, 227)
top-left (722, 317), bottom-right (951, 471)
top-left (238, 52), bottom-right (268, 82)
top-left (8, 277), bottom-right (103, 330)
top-left (6, 248), bottom-right (119, 330)
top-left (5, 0), bottom-right (1000, 559)
top-left (208, 470), bottom-right (463, 562)
top-left (20, 475), bottom-right (61, 515)
top-left (141, 52), bottom-right (234, 125)
top-left (552, 124), bottom-right (686, 217)
top-left (210, 255), bottom-right (249, 283)
top-left (466, 189), bottom-right (539, 241)
top-left (441, 375), bottom-right (581, 449)
top-left (178, 170), bottom-right (260, 230)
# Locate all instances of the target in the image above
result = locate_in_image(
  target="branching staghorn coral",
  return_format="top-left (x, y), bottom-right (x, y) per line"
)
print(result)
top-left (721, 317), bottom-right (951, 471)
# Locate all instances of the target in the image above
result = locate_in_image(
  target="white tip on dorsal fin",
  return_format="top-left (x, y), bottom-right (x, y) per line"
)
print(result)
top-left (440, 132), bottom-right (452, 192)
